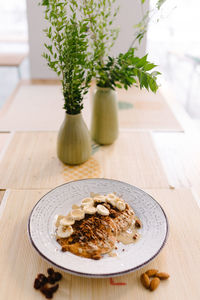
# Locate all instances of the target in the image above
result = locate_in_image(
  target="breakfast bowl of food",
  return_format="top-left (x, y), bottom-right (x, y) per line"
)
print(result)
top-left (28, 178), bottom-right (168, 278)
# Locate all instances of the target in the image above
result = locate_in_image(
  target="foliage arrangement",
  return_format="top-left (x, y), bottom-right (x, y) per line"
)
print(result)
top-left (41, 0), bottom-right (93, 114)
top-left (81, 0), bottom-right (119, 63)
top-left (41, 0), bottom-right (167, 113)
top-left (132, 0), bottom-right (167, 48)
top-left (82, 0), bottom-right (162, 93)
top-left (95, 48), bottom-right (160, 92)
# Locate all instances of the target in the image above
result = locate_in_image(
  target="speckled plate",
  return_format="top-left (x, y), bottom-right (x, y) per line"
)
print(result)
top-left (28, 178), bottom-right (168, 278)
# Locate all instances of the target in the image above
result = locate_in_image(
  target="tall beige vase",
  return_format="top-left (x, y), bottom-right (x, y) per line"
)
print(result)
top-left (57, 113), bottom-right (91, 165)
top-left (91, 86), bottom-right (119, 145)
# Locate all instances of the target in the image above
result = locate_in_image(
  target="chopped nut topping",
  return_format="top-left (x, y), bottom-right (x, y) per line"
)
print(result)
top-left (133, 233), bottom-right (139, 240)
top-left (135, 219), bottom-right (142, 228)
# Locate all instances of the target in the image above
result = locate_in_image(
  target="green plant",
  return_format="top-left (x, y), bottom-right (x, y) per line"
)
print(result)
top-left (82, 0), bottom-right (161, 93)
top-left (41, 0), bottom-right (93, 114)
top-left (131, 0), bottom-right (167, 48)
top-left (81, 0), bottom-right (119, 63)
top-left (96, 48), bottom-right (160, 92)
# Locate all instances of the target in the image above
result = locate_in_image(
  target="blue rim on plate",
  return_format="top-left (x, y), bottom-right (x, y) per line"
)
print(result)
top-left (28, 178), bottom-right (169, 278)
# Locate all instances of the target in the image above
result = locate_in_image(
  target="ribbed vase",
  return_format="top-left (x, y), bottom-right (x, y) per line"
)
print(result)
top-left (91, 86), bottom-right (119, 145)
top-left (57, 113), bottom-right (91, 165)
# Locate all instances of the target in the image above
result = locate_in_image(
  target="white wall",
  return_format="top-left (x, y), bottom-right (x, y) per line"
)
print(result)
top-left (26, 0), bottom-right (56, 79)
top-left (27, 0), bottom-right (149, 79)
top-left (112, 0), bottom-right (149, 57)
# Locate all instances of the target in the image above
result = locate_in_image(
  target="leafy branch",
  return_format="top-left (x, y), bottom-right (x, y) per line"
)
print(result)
top-left (81, 0), bottom-right (119, 64)
top-left (131, 0), bottom-right (168, 48)
top-left (82, 0), bottom-right (160, 93)
top-left (96, 48), bottom-right (160, 93)
top-left (41, 0), bottom-right (93, 114)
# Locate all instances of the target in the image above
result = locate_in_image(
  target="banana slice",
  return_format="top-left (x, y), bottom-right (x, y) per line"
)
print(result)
top-left (55, 215), bottom-right (65, 227)
top-left (106, 193), bottom-right (117, 207)
top-left (116, 196), bottom-right (124, 202)
top-left (72, 204), bottom-right (80, 209)
top-left (94, 195), bottom-right (106, 203)
top-left (116, 200), bottom-right (126, 211)
top-left (83, 205), bottom-right (96, 214)
top-left (81, 197), bottom-right (94, 207)
top-left (70, 209), bottom-right (85, 221)
top-left (57, 225), bottom-right (73, 238)
top-left (60, 216), bottom-right (75, 226)
top-left (96, 204), bottom-right (109, 216)
top-left (107, 193), bottom-right (117, 200)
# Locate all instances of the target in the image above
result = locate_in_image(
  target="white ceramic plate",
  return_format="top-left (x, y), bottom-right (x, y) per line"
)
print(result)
top-left (28, 178), bottom-right (168, 278)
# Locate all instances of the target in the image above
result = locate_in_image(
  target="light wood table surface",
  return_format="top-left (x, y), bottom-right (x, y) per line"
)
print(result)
top-left (0, 82), bottom-right (182, 131)
top-left (0, 53), bottom-right (27, 67)
top-left (0, 83), bottom-right (91, 131)
top-left (116, 87), bottom-right (182, 131)
top-left (0, 189), bottom-right (200, 300)
top-left (0, 190), bottom-right (5, 205)
top-left (0, 133), bottom-right (10, 152)
top-left (0, 131), bottom-right (169, 189)
top-left (0, 82), bottom-right (200, 300)
top-left (153, 131), bottom-right (200, 202)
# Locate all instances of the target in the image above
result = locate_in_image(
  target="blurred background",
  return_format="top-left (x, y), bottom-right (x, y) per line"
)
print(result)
top-left (0, 0), bottom-right (200, 120)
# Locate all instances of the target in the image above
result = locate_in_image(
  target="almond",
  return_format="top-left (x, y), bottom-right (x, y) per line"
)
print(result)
top-left (156, 272), bottom-right (170, 280)
top-left (145, 269), bottom-right (158, 277)
top-left (150, 277), bottom-right (160, 291)
top-left (133, 233), bottom-right (139, 240)
top-left (140, 273), bottom-right (150, 289)
top-left (135, 219), bottom-right (142, 228)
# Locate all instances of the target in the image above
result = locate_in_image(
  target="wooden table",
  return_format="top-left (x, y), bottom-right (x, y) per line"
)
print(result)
top-left (0, 81), bottom-right (182, 131)
top-left (0, 82), bottom-right (200, 300)
top-left (0, 54), bottom-right (27, 67)
top-left (0, 53), bottom-right (27, 79)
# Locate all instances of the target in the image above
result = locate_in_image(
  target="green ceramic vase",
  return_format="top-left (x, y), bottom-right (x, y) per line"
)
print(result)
top-left (57, 113), bottom-right (91, 165)
top-left (91, 86), bottom-right (119, 145)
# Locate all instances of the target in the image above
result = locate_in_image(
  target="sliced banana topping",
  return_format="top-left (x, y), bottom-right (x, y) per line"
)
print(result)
top-left (106, 193), bottom-right (117, 207)
top-left (96, 204), bottom-right (109, 216)
top-left (56, 194), bottom-right (126, 230)
top-left (83, 205), bottom-right (97, 215)
top-left (60, 216), bottom-right (75, 226)
top-left (55, 215), bottom-right (65, 227)
top-left (106, 198), bottom-right (116, 207)
top-left (70, 209), bottom-right (85, 221)
top-left (94, 195), bottom-right (106, 203)
top-left (115, 200), bottom-right (126, 211)
top-left (107, 193), bottom-right (117, 199)
top-left (81, 197), bottom-right (94, 207)
top-left (57, 225), bottom-right (73, 238)
top-left (116, 196), bottom-right (124, 202)
top-left (72, 204), bottom-right (80, 209)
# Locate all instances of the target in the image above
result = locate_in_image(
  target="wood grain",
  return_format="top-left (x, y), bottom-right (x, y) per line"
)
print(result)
top-left (0, 190), bottom-right (5, 205)
top-left (0, 188), bottom-right (200, 300)
top-left (0, 84), bottom-right (91, 131)
top-left (96, 85), bottom-right (182, 131)
top-left (94, 131), bottom-right (169, 188)
top-left (160, 82), bottom-right (194, 132)
top-left (153, 132), bottom-right (200, 200)
top-left (0, 82), bottom-right (21, 118)
top-left (0, 133), bottom-right (10, 153)
top-left (0, 131), bottom-right (169, 189)
top-left (0, 53), bottom-right (27, 66)
top-left (118, 98), bottom-right (182, 131)
top-left (0, 83), bottom-right (182, 131)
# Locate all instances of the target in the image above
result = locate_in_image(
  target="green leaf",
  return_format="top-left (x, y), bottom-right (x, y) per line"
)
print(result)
top-left (135, 54), bottom-right (148, 68)
top-left (149, 78), bottom-right (158, 93)
top-left (143, 63), bottom-right (157, 71)
top-left (41, 0), bottom-right (49, 6)
top-left (157, 0), bottom-right (167, 9)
